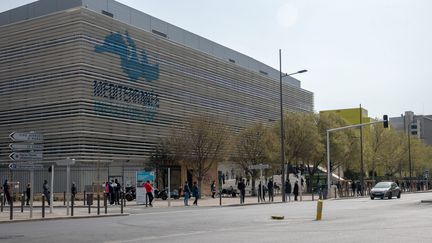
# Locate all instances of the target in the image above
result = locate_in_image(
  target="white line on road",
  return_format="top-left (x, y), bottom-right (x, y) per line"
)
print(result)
top-left (103, 230), bottom-right (210, 243)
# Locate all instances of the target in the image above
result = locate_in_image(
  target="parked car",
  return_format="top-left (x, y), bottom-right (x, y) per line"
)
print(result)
top-left (370, 182), bottom-right (401, 200)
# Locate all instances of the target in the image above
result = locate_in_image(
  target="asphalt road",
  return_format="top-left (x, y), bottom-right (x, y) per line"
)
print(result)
top-left (1, 192), bottom-right (432, 243)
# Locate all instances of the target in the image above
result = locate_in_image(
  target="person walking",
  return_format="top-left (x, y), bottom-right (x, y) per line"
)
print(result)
top-left (143, 180), bottom-right (153, 207)
top-left (239, 179), bottom-right (246, 204)
top-left (192, 181), bottom-right (199, 206)
top-left (26, 183), bottom-right (31, 205)
top-left (351, 181), bottom-right (356, 197)
top-left (183, 181), bottom-right (191, 206)
top-left (210, 181), bottom-right (216, 198)
top-left (43, 180), bottom-right (50, 206)
top-left (114, 179), bottom-right (121, 205)
top-left (3, 179), bottom-right (11, 205)
top-left (293, 181), bottom-right (299, 201)
top-left (71, 182), bottom-right (77, 200)
top-left (267, 179), bottom-right (274, 202)
top-left (285, 179), bottom-right (292, 202)
top-left (258, 182), bottom-right (265, 202)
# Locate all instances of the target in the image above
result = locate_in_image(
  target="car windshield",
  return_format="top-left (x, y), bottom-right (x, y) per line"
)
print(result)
top-left (374, 182), bottom-right (391, 188)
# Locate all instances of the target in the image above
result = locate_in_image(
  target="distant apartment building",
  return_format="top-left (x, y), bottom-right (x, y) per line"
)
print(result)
top-left (320, 107), bottom-right (371, 125)
top-left (390, 111), bottom-right (432, 145)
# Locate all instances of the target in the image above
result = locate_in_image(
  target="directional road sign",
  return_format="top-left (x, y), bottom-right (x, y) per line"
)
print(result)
top-left (56, 158), bottom-right (76, 166)
top-left (9, 143), bottom-right (44, 151)
top-left (9, 152), bottom-right (43, 161)
top-left (248, 164), bottom-right (270, 170)
top-left (9, 163), bottom-right (43, 170)
top-left (9, 132), bottom-right (44, 142)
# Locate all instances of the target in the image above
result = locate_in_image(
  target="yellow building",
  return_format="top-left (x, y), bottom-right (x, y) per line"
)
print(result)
top-left (320, 107), bottom-right (372, 125)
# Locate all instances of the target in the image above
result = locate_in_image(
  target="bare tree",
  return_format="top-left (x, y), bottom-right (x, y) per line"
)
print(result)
top-left (175, 116), bottom-right (230, 197)
top-left (234, 123), bottom-right (278, 195)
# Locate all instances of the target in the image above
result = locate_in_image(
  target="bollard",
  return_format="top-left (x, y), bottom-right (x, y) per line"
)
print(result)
top-left (71, 194), bottom-right (74, 216)
top-left (88, 193), bottom-right (91, 214)
top-left (316, 200), bottom-right (323, 221)
top-left (83, 191), bottom-right (86, 206)
top-left (21, 193), bottom-right (25, 213)
top-left (63, 191), bottom-right (66, 206)
top-left (1, 194), bottom-right (3, 212)
top-left (10, 198), bottom-right (13, 220)
top-left (120, 192), bottom-right (124, 214)
top-left (97, 194), bottom-right (100, 215)
top-left (42, 195), bottom-right (45, 218)
top-left (123, 192), bottom-right (126, 208)
top-left (104, 193), bottom-right (107, 214)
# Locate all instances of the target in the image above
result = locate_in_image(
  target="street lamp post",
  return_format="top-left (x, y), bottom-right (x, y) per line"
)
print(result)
top-left (279, 49), bottom-right (307, 202)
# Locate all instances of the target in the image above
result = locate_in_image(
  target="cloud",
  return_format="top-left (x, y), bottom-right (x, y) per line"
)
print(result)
top-left (276, 3), bottom-right (299, 28)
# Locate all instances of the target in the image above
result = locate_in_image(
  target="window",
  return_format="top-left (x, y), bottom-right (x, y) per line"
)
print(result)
top-left (101, 10), bottom-right (114, 18)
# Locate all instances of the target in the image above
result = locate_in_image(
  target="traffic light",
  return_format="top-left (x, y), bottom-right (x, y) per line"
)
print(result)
top-left (383, 115), bottom-right (388, 128)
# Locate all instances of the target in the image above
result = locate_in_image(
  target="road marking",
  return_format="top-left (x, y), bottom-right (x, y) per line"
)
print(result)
top-left (104, 231), bottom-right (209, 243)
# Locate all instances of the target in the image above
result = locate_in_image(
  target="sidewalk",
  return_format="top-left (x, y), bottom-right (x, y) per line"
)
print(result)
top-left (0, 193), bottom-right (316, 223)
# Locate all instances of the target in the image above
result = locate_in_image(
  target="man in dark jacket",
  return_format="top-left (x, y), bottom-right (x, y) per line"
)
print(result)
top-left (192, 181), bottom-right (199, 206)
top-left (183, 181), bottom-right (191, 206)
top-left (237, 179), bottom-right (246, 204)
top-left (43, 180), bottom-right (50, 205)
top-left (293, 181), bottom-right (299, 201)
top-left (267, 179), bottom-right (274, 202)
top-left (285, 179), bottom-right (292, 202)
top-left (3, 179), bottom-right (11, 205)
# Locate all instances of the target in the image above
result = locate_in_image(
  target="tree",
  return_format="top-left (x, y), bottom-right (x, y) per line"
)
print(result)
top-left (175, 116), bottom-right (230, 197)
top-left (233, 123), bottom-right (278, 195)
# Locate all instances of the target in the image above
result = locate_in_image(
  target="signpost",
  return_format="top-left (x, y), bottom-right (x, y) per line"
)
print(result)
top-left (9, 131), bottom-right (44, 219)
top-left (248, 164), bottom-right (270, 203)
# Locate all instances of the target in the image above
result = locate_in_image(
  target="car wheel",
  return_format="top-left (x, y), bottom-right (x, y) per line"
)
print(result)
top-left (370, 196), bottom-right (374, 200)
top-left (397, 192), bottom-right (401, 199)
top-left (388, 192), bottom-right (392, 199)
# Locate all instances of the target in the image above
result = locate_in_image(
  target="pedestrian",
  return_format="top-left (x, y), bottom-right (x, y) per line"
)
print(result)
top-left (267, 179), bottom-right (274, 202)
top-left (210, 181), bottom-right (216, 198)
top-left (43, 180), bottom-right (50, 205)
top-left (293, 181), bottom-right (299, 201)
top-left (3, 179), bottom-right (11, 205)
top-left (351, 181), bottom-right (356, 197)
top-left (109, 180), bottom-right (115, 205)
top-left (238, 179), bottom-right (246, 204)
top-left (26, 183), bottom-right (31, 205)
top-left (285, 179), bottom-right (292, 202)
top-left (71, 182), bottom-right (77, 200)
top-left (143, 180), bottom-right (153, 207)
top-left (356, 181), bottom-right (362, 196)
top-left (183, 181), bottom-right (191, 206)
top-left (258, 182), bottom-right (265, 202)
top-left (114, 179), bottom-right (121, 205)
top-left (192, 181), bottom-right (199, 205)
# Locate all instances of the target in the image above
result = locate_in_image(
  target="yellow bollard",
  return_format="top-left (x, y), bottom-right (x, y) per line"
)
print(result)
top-left (316, 200), bottom-right (323, 220)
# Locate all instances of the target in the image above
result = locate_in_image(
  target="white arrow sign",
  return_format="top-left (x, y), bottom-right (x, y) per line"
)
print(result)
top-left (9, 143), bottom-right (44, 151)
top-left (9, 132), bottom-right (44, 142)
top-left (248, 164), bottom-right (270, 170)
top-left (9, 163), bottom-right (43, 170)
top-left (56, 158), bottom-right (76, 166)
top-left (9, 152), bottom-right (43, 161)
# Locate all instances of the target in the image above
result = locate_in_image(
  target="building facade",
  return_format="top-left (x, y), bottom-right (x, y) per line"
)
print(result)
top-left (390, 111), bottom-right (432, 145)
top-left (0, 0), bottom-right (313, 193)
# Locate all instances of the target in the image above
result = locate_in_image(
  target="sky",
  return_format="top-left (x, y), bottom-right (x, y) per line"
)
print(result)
top-left (1, 0), bottom-right (431, 119)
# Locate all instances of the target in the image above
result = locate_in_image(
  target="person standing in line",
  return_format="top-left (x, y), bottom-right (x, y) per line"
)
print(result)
top-left (351, 181), bottom-right (356, 197)
top-left (3, 179), bottom-right (11, 205)
top-left (192, 181), bottom-right (199, 206)
top-left (43, 180), bottom-right (50, 206)
top-left (26, 183), bottom-right (31, 205)
top-left (183, 181), bottom-right (191, 206)
top-left (293, 181), bottom-right (299, 201)
top-left (143, 180), bottom-right (153, 207)
top-left (210, 181), bottom-right (216, 199)
top-left (238, 179), bottom-right (246, 204)
top-left (267, 179), bottom-right (274, 202)
top-left (114, 179), bottom-right (121, 205)
top-left (71, 182), bottom-right (77, 200)
top-left (285, 179), bottom-right (292, 202)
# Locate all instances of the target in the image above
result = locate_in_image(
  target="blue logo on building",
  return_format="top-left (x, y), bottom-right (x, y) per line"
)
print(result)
top-left (95, 31), bottom-right (159, 81)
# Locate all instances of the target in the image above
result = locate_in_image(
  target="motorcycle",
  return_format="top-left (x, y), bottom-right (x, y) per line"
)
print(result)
top-left (154, 188), bottom-right (168, 200)
top-left (125, 186), bottom-right (136, 201)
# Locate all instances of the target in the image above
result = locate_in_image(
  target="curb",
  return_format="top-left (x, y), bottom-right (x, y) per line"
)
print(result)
top-left (0, 213), bottom-right (129, 224)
